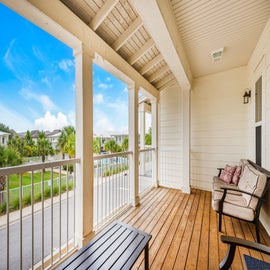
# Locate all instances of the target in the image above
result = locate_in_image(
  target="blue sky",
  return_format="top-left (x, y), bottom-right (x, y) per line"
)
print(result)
top-left (0, 3), bottom-right (128, 134)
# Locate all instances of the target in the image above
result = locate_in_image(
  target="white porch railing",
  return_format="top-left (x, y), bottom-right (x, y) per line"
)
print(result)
top-left (0, 150), bottom-right (155, 269)
top-left (93, 151), bottom-right (132, 231)
top-left (0, 158), bottom-right (79, 270)
top-left (139, 147), bottom-right (154, 195)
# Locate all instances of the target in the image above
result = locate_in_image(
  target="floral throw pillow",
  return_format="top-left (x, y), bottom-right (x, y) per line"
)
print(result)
top-left (231, 165), bottom-right (242, 185)
top-left (220, 164), bottom-right (236, 183)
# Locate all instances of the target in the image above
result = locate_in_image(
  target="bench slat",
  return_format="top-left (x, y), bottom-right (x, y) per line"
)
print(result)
top-left (56, 221), bottom-right (152, 270)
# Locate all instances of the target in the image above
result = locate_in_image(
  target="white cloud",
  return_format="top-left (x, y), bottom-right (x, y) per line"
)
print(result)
top-left (58, 59), bottom-right (74, 72)
top-left (35, 111), bottom-right (69, 131)
top-left (94, 93), bottom-right (104, 104)
top-left (19, 87), bottom-right (57, 111)
top-left (0, 102), bottom-right (34, 132)
top-left (98, 83), bottom-right (113, 90)
top-left (94, 110), bottom-right (115, 133)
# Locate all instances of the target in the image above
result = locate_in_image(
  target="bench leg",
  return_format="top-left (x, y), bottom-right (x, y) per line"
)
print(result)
top-left (144, 243), bottom-right (149, 270)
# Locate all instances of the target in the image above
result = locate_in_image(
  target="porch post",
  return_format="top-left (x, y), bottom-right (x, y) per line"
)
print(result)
top-left (182, 88), bottom-right (191, 194)
top-left (139, 102), bottom-right (146, 175)
top-left (128, 84), bottom-right (139, 206)
top-left (151, 98), bottom-right (159, 187)
top-left (74, 44), bottom-right (94, 247)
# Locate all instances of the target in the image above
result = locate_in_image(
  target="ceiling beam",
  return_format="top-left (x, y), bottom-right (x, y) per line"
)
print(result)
top-left (140, 53), bottom-right (163, 75)
top-left (128, 39), bottom-right (155, 65)
top-left (112, 17), bottom-right (143, 51)
top-left (131, 0), bottom-right (192, 90)
top-left (90, 0), bottom-right (119, 31)
top-left (155, 73), bottom-right (175, 89)
top-left (147, 65), bottom-right (170, 82)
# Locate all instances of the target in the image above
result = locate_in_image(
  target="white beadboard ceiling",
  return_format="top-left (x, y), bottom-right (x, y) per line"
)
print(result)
top-left (60, 0), bottom-right (270, 89)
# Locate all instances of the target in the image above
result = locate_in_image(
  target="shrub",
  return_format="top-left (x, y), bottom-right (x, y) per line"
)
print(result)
top-left (61, 184), bottom-right (67, 192)
top-left (34, 193), bottom-right (42, 203)
top-left (23, 195), bottom-right (32, 206)
top-left (44, 188), bottom-right (51, 199)
top-left (10, 198), bottom-right (20, 211)
top-left (0, 202), bottom-right (6, 214)
top-left (68, 182), bottom-right (74, 191)
top-left (53, 186), bottom-right (59, 196)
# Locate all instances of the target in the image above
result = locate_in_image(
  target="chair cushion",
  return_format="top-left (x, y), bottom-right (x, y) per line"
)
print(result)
top-left (212, 191), bottom-right (255, 221)
top-left (238, 164), bottom-right (267, 208)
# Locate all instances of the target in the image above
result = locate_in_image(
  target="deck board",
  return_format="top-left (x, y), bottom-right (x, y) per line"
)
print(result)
top-left (117, 187), bottom-right (270, 270)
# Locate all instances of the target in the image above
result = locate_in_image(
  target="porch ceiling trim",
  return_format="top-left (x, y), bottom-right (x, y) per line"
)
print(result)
top-left (131, 0), bottom-right (192, 91)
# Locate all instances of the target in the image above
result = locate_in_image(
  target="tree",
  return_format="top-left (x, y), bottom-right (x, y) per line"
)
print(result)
top-left (23, 130), bottom-right (36, 157)
top-left (37, 131), bottom-right (54, 162)
top-left (122, 137), bottom-right (128, 151)
top-left (104, 140), bottom-right (121, 153)
top-left (145, 127), bottom-right (152, 145)
top-left (0, 123), bottom-right (11, 133)
top-left (57, 126), bottom-right (75, 159)
top-left (8, 135), bottom-right (24, 153)
top-left (65, 132), bottom-right (75, 158)
top-left (93, 137), bottom-right (101, 154)
top-left (0, 145), bottom-right (23, 202)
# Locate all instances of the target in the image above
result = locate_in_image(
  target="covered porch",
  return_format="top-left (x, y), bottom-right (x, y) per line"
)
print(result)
top-left (1, 0), bottom-right (270, 269)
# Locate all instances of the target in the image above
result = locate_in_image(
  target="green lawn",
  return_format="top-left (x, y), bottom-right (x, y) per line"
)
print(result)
top-left (7, 171), bottom-right (63, 189)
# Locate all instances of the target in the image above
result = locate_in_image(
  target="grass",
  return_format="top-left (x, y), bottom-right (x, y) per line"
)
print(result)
top-left (7, 171), bottom-right (63, 189)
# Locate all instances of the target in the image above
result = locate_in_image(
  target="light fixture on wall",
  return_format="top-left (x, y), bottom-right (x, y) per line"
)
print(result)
top-left (243, 89), bottom-right (251, 104)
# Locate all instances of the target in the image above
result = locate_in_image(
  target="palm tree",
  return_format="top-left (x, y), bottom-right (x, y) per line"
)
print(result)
top-left (8, 135), bottom-right (24, 153)
top-left (37, 131), bottom-right (54, 162)
top-left (23, 130), bottom-right (35, 157)
top-left (122, 137), bottom-right (128, 151)
top-left (104, 140), bottom-right (121, 153)
top-left (65, 132), bottom-right (76, 158)
top-left (57, 126), bottom-right (75, 159)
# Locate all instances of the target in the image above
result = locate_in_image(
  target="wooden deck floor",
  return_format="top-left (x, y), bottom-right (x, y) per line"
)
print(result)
top-left (118, 187), bottom-right (270, 270)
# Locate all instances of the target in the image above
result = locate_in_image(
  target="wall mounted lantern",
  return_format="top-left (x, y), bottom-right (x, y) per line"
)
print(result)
top-left (243, 89), bottom-right (251, 104)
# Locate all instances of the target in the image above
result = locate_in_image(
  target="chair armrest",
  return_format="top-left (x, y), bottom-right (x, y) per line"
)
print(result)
top-left (219, 235), bottom-right (270, 270)
top-left (217, 168), bottom-right (224, 177)
top-left (221, 235), bottom-right (270, 254)
top-left (221, 187), bottom-right (263, 200)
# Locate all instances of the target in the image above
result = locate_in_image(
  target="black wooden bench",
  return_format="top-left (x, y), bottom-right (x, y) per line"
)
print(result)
top-left (56, 220), bottom-right (152, 270)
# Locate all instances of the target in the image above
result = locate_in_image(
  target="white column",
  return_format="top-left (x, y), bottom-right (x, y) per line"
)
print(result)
top-left (139, 102), bottom-right (146, 175)
top-left (151, 98), bottom-right (159, 187)
top-left (128, 84), bottom-right (139, 206)
top-left (74, 44), bottom-right (94, 247)
top-left (182, 89), bottom-right (191, 194)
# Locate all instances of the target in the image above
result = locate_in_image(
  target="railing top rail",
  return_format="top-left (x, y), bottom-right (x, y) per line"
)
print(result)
top-left (139, 147), bottom-right (155, 153)
top-left (94, 151), bottom-right (132, 160)
top-left (0, 158), bottom-right (80, 176)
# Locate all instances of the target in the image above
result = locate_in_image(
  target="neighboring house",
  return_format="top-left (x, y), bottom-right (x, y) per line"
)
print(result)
top-left (94, 133), bottom-right (113, 153)
top-left (110, 133), bottom-right (128, 147)
top-left (0, 131), bottom-right (10, 147)
top-left (46, 129), bottom-right (62, 150)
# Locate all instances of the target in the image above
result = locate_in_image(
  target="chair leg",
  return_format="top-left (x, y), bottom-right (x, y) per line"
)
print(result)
top-left (255, 221), bottom-right (260, 243)
top-left (219, 212), bottom-right (222, 232)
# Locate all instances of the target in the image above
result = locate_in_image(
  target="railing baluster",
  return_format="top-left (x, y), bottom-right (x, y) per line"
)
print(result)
top-left (6, 176), bottom-right (9, 270)
top-left (59, 166), bottom-right (62, 259)
top-left (50, 167), bottom-right (54, 266)
top-left (19, 173), bottom-right (22, 270)
top-left (66, 167), bottom-right (69, 254)
top-left (31, 171), bottom-right (34, 270)
top-left (42, 170), bottom-right (44, 269)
